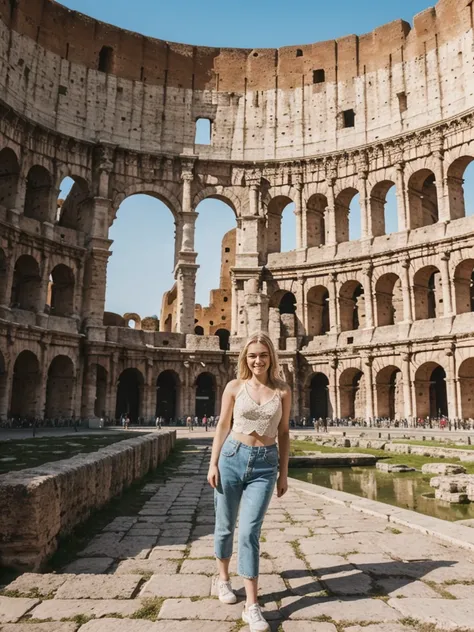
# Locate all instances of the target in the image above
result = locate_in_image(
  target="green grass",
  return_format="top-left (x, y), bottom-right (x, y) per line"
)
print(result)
top-left (0, 432), bottom-right (146, 474)
top-left (290, 440), bottom-right (474, 474)
top-left (392, 439), bottom-right (474, 450)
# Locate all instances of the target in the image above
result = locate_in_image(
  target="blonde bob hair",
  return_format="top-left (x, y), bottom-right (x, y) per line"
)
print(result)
top-left (237, 332), bottom-right (286, 389)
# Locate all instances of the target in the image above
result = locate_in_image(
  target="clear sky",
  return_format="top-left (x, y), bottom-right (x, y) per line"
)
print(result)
top-left (58, 0), bottom-right (435, 319)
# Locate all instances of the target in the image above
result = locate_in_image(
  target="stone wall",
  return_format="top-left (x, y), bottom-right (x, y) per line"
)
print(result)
top-left (0, 430), bottom-right (176, 571)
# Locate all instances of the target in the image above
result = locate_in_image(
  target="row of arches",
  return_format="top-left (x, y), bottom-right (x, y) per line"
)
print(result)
top-left (307, 359), bottom-right (472, 420)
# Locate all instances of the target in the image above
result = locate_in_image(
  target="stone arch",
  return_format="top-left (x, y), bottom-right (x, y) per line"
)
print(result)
top-left (306, 194), bottom-right (327, 247)
top-left (266, 195), bottom-right (294, 254)
top-left (339, 280), bottom-right (365, 332)
top-left (57, 175), bottom-right (92, 230)
top-left (123, 312), bottom-right (142, 330)
top-left (309, 372), bottom-right (331, 419)
top-left (414, 362), bottom-right (448, 419)
top-left (269, 290), bottom-right (298, 346)
top-left (10, 350), bottom-right (41, 418)
top-left (94, 364), bottom-right (108, 418)
top-left (446, 155), bottom-right (474, 220)
top-left (370, 180), bottom-right (397, 236)
top-left (334, 187), bottom-right (359, 243)
top-left (11, 255), bottom-right (42, 311)
top-left (0, 147), bottom-right (20, 208)
top-left (195, 372), bottom-right (216, 417)
top-left (375, 365), bottom-right (403, 419)
top-left (215, 328), bottom-right (230, 350)
top-left (49, 264), bottom-right (75, 317)
top-left (407, 168), bottom-right (438, 229)
top-left (112, 185), bottom-right (181, 223)
top-left (24, 165), bottom-right (54, 222)
top-left (454, 259), bottom-right (474, 314)
top-left (307, 285), bottom-right (330, 336)
top-left (375, 273), bottom-right (403, 326)
top-left (115, 368), bottom-right (145, 423)
top-left (459, 358), bottom-right (474, 420)
top-left (413, 265), bottom-right (442, 320)
top-left (192, 186), bottom-right (240, 217)
top-left (156, 370), bottom-right (180, 421)
top-left (339, 367), bottom-right (365, 419)
top-left (45, 355), bottom-right (75, 418)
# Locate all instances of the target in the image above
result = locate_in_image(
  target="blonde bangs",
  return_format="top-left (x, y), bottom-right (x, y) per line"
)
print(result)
top-left (236, 332), bottom-right (284, 388)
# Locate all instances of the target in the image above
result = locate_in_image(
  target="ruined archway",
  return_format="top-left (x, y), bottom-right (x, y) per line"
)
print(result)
top-left (115, 368), bottom-right (144, 423)
top-left (339, 368), bottom-right (365, 419)
top-left (376, 366), bottom-right (403, 419)
top-left (307, 285), bottom-right (330, 336)
top-left (215, 328), bottom-right (230, 350)
top-left (24, 165), bottom-right (53, 223)
top-left (195, 372), bottom-right (216, 417)
top-left (11, 255), bottom-right (42, 311)
top-left (446, 156), bottom-right (474, 220)
top-left (370, 180), bottom-right (397, 236)
top-left (267, 195), bottom-right (295, 254)
top-left (413, 266), bottom-right (441, 320)
top-left (454, 259), bottom-right (474, 314)
top-left (94, 364), bottom-right (108, 418)
top-left (10, 350), bottom-right (40, 418)
top-left (408, 169), bottom-right (439, 229)
top-left (57, 176), bottom-right (92, 231)
top-left (0, 147), bottom-right (20, 209)
top-left (45, 355), bottom-right (75, 418)
top-left (375, 273), bottom-right (403, 327)
top-left (339, 280), bottom-right (365, 332)
top-left (459, 358), bottom-right (474, 420)
top-left (414, 362), bottom-right (448, 419)
top-left (335, 188), bottom-right (360, 243)
top-left (309, 372), bottom-right (330, 419)
top-left (306, 194), bottom-right (327, 247)
top-left (49, 264), bottom-right (75, 317)
top-left (156, 370), bottom-right (179, 421)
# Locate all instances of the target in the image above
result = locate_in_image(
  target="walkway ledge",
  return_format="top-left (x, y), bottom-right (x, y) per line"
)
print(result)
top-left (289, 477), bottom-right (474, 552)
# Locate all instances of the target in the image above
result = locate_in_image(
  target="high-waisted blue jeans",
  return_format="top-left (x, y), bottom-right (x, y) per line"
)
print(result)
top-left (214, 436), bottom-right (278, 579)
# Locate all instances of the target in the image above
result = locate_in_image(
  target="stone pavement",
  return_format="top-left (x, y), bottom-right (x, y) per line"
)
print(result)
top-left (2, 439), bottom-right (474, 631)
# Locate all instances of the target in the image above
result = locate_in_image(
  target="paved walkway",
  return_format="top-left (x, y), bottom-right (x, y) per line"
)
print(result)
top-left (2, 438), bottom-right (474, 631)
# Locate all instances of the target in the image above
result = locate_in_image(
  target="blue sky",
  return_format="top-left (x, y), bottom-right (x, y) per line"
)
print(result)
top-left (58, 0), bottom-right (436, 318)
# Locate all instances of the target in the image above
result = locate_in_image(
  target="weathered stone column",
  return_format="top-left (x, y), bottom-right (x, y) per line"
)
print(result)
top-left (331, 358), bottom-right (340, 420)
top-left (401, 352), bottom-right (413, 422)
top-left (440, 252), bottom-right (453, 317)
top-left (0, 361), bottom-right (12, 421)
top-left (401, 259), bottom-right (413, 323)
top-left (297, 276), bottom-right (307, 335)
top-left (82, 247), bottom-right (111, 327)
top-left (363, 265), bottom-right (374, 328)
top-left (432, 143), bottom-right (449, 222)
top-left (231, 274), bottom-right (238, 335)
top-left (325, 178), bottom-right (337, 246)
top-left (0, 245), bottom-right (16, 308)
top-left (445, 345), bottom-right (457, 420)
top-left (244, 277), bottom-right (269, 334)
top-left (395, 162), bottom-right (408, 231)
top-left (363, 355), bottom-right (374, 422)
top-left (293, 181), bottom-right (303, 249)
top-left (329, 273), bottom-right (340, 334)
top-left (359, 171), bottom-right (369, 239)
top-left (143, 360), bottom-right (155, 421)
top-left (81, 362), bottom-right (97, 419)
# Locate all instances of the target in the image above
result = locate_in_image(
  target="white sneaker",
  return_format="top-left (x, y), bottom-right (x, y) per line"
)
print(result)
top-left (242, 603), bottom-right (270, 632)
top-left (215, 577), bottom-right (237, 604)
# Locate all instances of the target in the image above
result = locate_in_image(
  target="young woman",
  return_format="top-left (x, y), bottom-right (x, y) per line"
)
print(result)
top-left (207, 332), bottom-right (291, 632)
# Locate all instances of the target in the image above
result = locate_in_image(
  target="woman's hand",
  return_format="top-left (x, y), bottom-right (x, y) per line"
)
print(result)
top-left (207, 464), bottom-right (220, 489)
top-left (276, 473), bottom-right (288, 497)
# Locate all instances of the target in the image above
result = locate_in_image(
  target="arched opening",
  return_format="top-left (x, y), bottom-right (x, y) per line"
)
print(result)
top-left (339, 368), bottom-right (365, 419)
top-left (454, 259), bottom-right (474, 314)
top-left (413, 266), bottom-right (442, 320)
top-left (459, 358), bottom-right (474, 419)
top-left (408, 169), bottom-right (438, 229)
top-left (45, 355), bottom-right (75, 418)
top-left (194, 198), bottom-right (236, 331)
top-left (194, 325), bottom-right (204, 335)
top-left (0, 351), bottom-right (7, 418)
top-left (0, 147), bottom-right (20, 209)
top-left (376, 366), bottom-right (403, 419)
top-left (24, 165), bottom-right (53, 222)
top-left (335, 188), bottom-right (359, 243)
top-left (370, 181), bottom-right (397, 236)
top-left (195, 372), bottom-right (216, 417)
top-left (307, 285), bottom-right (330, 336)
top-left (267, 195), bottom-right (295, 254)
top-left (11, 255), bottom-right (41, 311)
top-left (48, 264), bottom-right (75, 317)
top-left (115, 368), bottom-right (144, 423)
top-left (57, 176), bottom-right (91, 230)
top-left (156, 370), bottom-right (179, 421)
top-left (306, 194), bottom-right (327, 247)
top-left (309, 372), bottom-right (330, 419)
top-left (339, 280), bottom-right (365, 332)
top-left (98, 46), bottom-right (114, 73)
top-left (375, 273), bottom-right (403, 326)
top-left (10, 350), bottom-right (40, 418)
top-left (415, 362), bottom-right (448, 418)
top-left (279, 291), bottom-right (297, 340)
top-left (446, 156), bottom-right (474, 220)
top-left (215, 328), bottom-right (230, 350)
top-left (0, 248), bottom-right (8, 305)
top-left (94, 364), bottom-right (107, 418)
top-left (195, 118), bottom-right (212, 145)
top-left (106, 194), bottom-right (176, 324)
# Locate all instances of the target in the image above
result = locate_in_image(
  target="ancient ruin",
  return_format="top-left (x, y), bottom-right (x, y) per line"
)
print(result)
top-left (0, 0), bottom-right (474, 422)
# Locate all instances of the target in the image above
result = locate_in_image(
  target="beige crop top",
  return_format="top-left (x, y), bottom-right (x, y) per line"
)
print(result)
top-left (232, 382), bottom-right (283, 438)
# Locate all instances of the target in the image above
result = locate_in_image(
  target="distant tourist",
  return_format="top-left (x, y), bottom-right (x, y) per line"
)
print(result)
top-left (155, 416), bottom-right (162, 430)
top-left (124, 414), bottom-right (130, 430)
top-left (207, 332), bottom-right (290, 631)
top-left (186, 416), bottom-right (193, 432)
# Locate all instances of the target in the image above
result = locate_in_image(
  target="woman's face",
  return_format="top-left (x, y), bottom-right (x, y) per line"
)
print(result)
top-left (246, 341), bottom-right (271, 377)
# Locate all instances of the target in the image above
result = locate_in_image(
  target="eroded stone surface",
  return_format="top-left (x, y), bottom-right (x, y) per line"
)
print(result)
top-left (29, 599), bottom-right (144, 620)
top-left (0, 597), bottom-right (40, 623)
top-left (4, 573), bottom-right (71, 597)
top-left (80, 621), bottom-right (235, 632)
top-left (140, 574), bottom-right (212, 598)
top-left (54, 574), bottom-right (141, 599)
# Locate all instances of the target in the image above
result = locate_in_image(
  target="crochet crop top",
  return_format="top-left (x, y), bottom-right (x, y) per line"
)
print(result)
top-left (232, 382), bottom-right (282, 438)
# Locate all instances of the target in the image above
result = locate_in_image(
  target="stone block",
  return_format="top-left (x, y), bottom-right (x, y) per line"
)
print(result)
top-left (376, 462), bottom-right (416, 473)
top-left (140, 574), bottom-right (211, 598)
top-left (54, 574), bottom-right (141, 599)
top-left (29, 599), bottom-right (144, 620)
top-left (0, 624), bottom-right (79, 632)
top-left (0, 596), bottom-right (40, 623)
top-left (115, 559), bottom-right (179, 575)
top-left (4, 573), bottom-right (71, 597)
top-left (434, 489), bottom-right (469, 503)
top-left (79, 620), bottom-right (234, 631)
top-left (422, 463), bottom-right (467, 475)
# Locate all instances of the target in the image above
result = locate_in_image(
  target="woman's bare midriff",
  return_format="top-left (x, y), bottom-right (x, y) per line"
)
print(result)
top-left (231, 430), bottom-right (277, 447)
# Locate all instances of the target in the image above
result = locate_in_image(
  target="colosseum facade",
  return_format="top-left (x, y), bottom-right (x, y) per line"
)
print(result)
top-left (1, 0), bottom-right (474, 424)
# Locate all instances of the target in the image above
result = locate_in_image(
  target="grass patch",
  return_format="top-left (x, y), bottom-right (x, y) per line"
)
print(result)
top-left (393, 439), bottom-right (474, 450)
top-left (388, 527), bottom-right (403, 535)
top-left (62, 614), bottom-right (96, 625)
top-left (289, 540), bottom-right (305, 562)
top-left (130, 597), bottom-right (165, 620)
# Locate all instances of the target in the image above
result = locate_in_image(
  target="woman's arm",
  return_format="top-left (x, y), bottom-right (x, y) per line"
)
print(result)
top-left (207, 380), bottom-right (238, 488)
top-left (276, 385), bottom-right (292, 497)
